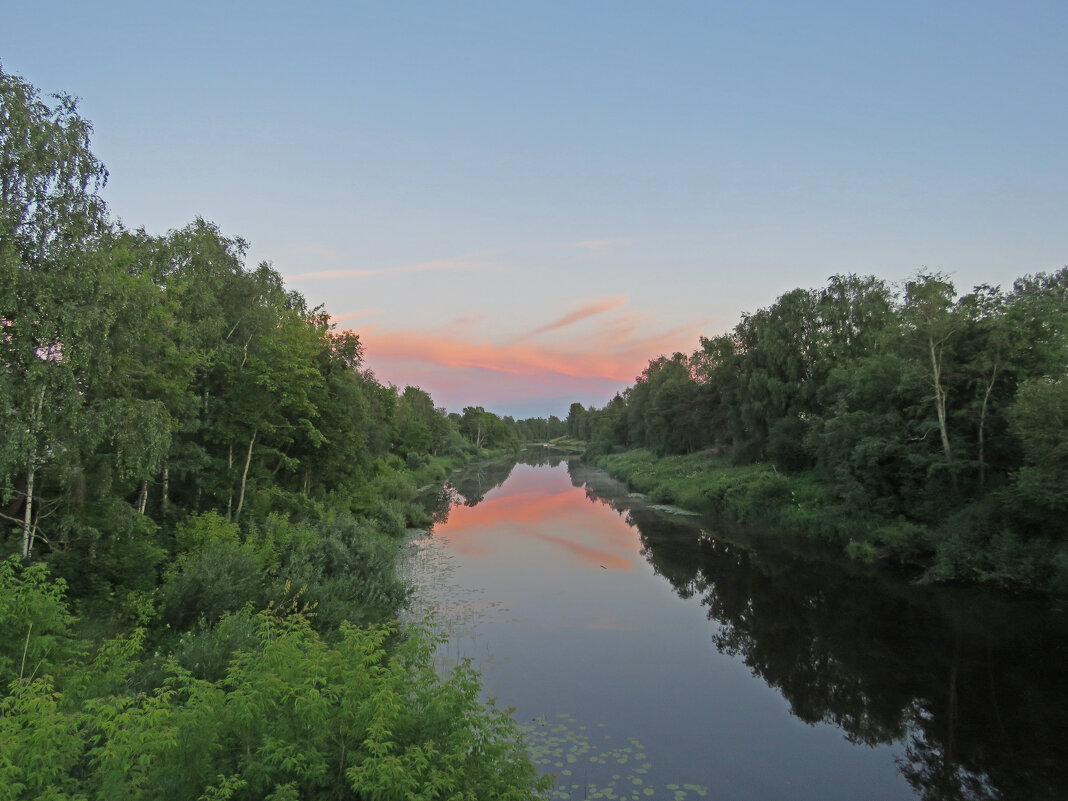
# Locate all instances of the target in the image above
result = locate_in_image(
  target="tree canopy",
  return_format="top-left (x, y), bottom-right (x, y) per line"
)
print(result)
top-left (579, 269), bottom-right (1068, 589)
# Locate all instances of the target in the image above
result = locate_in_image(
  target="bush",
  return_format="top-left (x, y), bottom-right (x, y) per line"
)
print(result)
top-left (0, 557), bottom-right (75, 686)
top-left (733, 472), bottom-right (792, 524)
top-left (170, 609), bottom-right (259, 682)
top-left (873, 519), bottom-right (931, 561)
top-left (159, 541), bottom-right (267, 631)
top-left (405, 450), bottom-right (429, 471)
top-left (276, 513), bottom-right (411, 631)
top-left (47, 501), bottom-right (167, 603)
top-left (846, 539), bottom-right (879, 564)
top-left (2, 614), bottom-right (550, 800)
top-left (767, 416), bottom-right (813, 473)
top-left (174, 511), bottom-right (241, 555)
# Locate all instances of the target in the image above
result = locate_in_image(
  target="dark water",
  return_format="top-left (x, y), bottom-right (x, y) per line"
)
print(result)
top-left (402, 452), bottom-right (1068, 801)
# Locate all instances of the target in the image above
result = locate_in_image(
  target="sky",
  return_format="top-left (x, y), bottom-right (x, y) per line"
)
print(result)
top-left (3, 1), bottom-right (1066, 417)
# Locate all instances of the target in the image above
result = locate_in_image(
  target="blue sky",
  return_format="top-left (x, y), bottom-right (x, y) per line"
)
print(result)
top-left (4, 1), bottom-right (1065, 415)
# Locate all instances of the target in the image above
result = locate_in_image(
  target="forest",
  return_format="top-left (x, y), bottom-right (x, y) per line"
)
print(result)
top-left (0, 67), bottom-right (553, 798)
top-left (568, 268), bottom-right (1068, 591)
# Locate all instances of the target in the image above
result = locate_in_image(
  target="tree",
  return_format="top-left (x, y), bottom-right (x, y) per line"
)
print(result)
top-left (1, 66), bottom-right (112, 557)
top-left (1008, 377), bottom-right (1068, 526)
top-left (902, 273), bottom-right (960, 493)
top-left (566, 402), bottom-right (587, 439)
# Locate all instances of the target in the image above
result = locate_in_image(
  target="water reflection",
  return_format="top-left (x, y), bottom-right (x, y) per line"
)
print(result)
top-left (571, 463), bottom-right (1068, 801)
top-left (415, 453), bottom-right (1068, 800)
top-left (432, 452), bottom-right (640, 572)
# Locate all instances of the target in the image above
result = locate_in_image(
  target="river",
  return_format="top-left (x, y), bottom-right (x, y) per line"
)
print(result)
top-left (400, 451), bottom-right (1068, 801)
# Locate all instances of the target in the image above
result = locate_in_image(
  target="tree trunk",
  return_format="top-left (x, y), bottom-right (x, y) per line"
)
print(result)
top-left (136, 480), bottom-right (148, 514)
top-left (161, 459), bottom-right (169, 514)
top-left (21, 386), bottom-right (46, 559)
top-left (234, 429), bottom-right (257, 522)
top-left (928, 335), bottom-right (957, 492)
top-left (226, 443), bottom-right (234, 521)
top-left (977, 360), bottom-right (999, 487)
top-left (21, 454), bottom-right (36, 559)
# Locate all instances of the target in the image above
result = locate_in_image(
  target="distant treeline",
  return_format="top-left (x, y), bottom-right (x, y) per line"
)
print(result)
top-left (568, 270), bottom-right (1068, 590)
top-left (1, 67), bottom-right (548, 797)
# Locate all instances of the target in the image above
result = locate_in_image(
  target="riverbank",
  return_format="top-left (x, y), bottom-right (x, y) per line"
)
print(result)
top-left (590, 448), bottom-right (1068, 593)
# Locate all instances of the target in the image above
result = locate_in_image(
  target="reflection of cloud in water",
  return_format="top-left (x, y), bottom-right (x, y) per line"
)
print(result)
top-left (436, 466), bottom-right (644, 571)
top-left (528, 530), bottom-right (635, 572)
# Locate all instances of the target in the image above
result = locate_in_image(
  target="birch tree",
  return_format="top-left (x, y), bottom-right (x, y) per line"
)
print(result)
top-left (1, 67), bottom-right (110, 556)
top-left (903, 274), bottom-right (961, 494)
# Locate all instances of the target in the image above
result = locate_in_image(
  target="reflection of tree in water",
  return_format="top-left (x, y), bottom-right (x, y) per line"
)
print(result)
top-left (571, 464), bottom-right (1068, 801)
top-left (452, 457), bottom-right (521, 506)
top-left (430, 449), bottom-right (571, 525)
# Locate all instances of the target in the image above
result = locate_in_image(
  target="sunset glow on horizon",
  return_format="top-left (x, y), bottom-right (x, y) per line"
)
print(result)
top-left (343, 293), bottom-right (714, 415)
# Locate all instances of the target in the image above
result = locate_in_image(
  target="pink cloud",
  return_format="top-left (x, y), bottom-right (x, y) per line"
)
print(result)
top-left (354, 297), bottom-right (712, 412)
top-left (516, 295), bottom-right (628, 340)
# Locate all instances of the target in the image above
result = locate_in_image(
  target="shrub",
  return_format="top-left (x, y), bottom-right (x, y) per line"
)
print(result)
top-left (0, 557), bottom-right (75, 686)
top-left (846, 539), bottom-right (879, 564)
top-left (873, 519), bottom-right (931, 561)
top-left (767, 416), bottom-right (813, 473)
top-left (159, 541), bottom-right (267, 631)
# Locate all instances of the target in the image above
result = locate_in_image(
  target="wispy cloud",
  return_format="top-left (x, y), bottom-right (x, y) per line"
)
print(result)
top-left (437, 314), bottom-right (487, 337)
top-left (516, 295), bottom-right (628, 340)
top-left (288, 258), bottom-right (499, 281)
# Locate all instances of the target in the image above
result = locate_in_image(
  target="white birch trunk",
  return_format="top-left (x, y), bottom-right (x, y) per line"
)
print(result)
top-left (21, 386), bottom-right (46, 559)
top-left (928, 336), bottom-right (957, 492)
top-left (234, 429), bottom-right (257, 522)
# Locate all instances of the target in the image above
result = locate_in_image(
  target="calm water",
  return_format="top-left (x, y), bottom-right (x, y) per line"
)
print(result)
top-left (402, 452), bottom-right (1068, 801)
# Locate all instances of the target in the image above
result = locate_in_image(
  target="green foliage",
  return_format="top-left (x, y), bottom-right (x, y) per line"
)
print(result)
top-left (174, 512), bottom-right (242, 556)
top-left (1008, 376), bottom-right (1068, 523)
top-left (871, 520), bottom-right (931, 562)
top-left (279, 513), bottom-right (411, 631)
top-left (48, 501), bottom-right (168, 603)
top-left (580, 267), bottom-right (1068, 590)
top-left (845, 540), bottom-right (879, 564)
top-left (169, 610), bottom-right (259, 683)
top-left (766, 416), bottom-right (812, 473)
top-left (159, 542), bottom-right (267, 632)
top-left (1, 614), bottom-right (548, 801)
top-left (0, 677), bottom-right (85, 801)
top-left (0, 557), bottom-right (75, 686)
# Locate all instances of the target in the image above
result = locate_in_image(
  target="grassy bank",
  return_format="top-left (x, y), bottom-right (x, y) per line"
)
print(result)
top-left (592, 448), bottom-right (1068, 592)
top-left (591, 449), bottom-right (845, 535)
